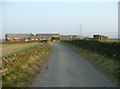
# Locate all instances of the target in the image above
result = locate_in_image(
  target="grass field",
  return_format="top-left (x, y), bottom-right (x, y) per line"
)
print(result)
top-left (108, 39), bottom-right (119, 43)
top-left (1, 43), bottom-right (39, 57)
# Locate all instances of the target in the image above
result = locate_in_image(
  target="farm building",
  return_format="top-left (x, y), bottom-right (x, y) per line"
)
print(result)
top-left (93, 35), bottom-right (108, 42)
top-left (5, 33), bottom-right (60, 41)
top-left (61, 35), bottom-right (79, 40)
top-left (5, 34), bottom-right (31, 41)
top-left (36, 34), bottom-right (60, 38)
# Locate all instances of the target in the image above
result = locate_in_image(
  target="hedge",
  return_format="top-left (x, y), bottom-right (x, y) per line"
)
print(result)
top-left (62, 40), bottom-right (120, 61)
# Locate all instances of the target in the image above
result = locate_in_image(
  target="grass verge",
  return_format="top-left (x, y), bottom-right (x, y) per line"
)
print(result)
top-left (62, 42), bottom-right (120, 87)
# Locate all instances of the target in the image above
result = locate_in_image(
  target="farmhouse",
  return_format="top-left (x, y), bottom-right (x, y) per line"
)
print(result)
top-left (93, 35), bottom-right (108, 42)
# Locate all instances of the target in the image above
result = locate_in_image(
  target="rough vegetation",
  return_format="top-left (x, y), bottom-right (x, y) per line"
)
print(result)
top-left (1, 43), bottom-right (52, 87)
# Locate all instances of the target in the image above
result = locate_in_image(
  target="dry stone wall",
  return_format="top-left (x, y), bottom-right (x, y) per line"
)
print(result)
top-left (1, 44), bottom-right (52, 87)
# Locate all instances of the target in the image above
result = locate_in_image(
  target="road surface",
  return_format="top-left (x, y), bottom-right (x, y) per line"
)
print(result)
top-left (32, 43), bottom-right (116, 87)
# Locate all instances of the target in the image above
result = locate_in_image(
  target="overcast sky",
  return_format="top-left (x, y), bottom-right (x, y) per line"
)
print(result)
top-left (0, 0), bottom-right (119, 38)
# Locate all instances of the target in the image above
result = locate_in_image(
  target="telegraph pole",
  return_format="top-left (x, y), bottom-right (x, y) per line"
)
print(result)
top-left (80, 24), bottom-right (82, 39)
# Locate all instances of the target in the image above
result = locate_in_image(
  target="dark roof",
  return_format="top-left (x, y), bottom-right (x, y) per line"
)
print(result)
top-left (6, 34), bottom-right (30, 39)
top-left (93, 35), bottom-right (108, 37)
top-left (36, 34), bottom-right (60, 36)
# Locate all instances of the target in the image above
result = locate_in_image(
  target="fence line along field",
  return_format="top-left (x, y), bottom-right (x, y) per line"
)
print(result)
top-left (1, 43), bottom-right (39, 57)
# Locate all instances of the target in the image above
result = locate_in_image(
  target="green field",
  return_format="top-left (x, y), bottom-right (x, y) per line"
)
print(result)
top-left (1, 43), bottom-right (39, 57)
top-left (108, 39), bottom-right (119, 43)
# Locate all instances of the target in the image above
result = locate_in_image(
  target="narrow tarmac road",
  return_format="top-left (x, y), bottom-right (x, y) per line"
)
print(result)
top-left (32, 43), bottom-right (116, 87)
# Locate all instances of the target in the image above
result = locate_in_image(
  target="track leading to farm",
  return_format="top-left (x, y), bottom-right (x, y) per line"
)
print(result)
top-left (32, 43), bottom-right (116, 87)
